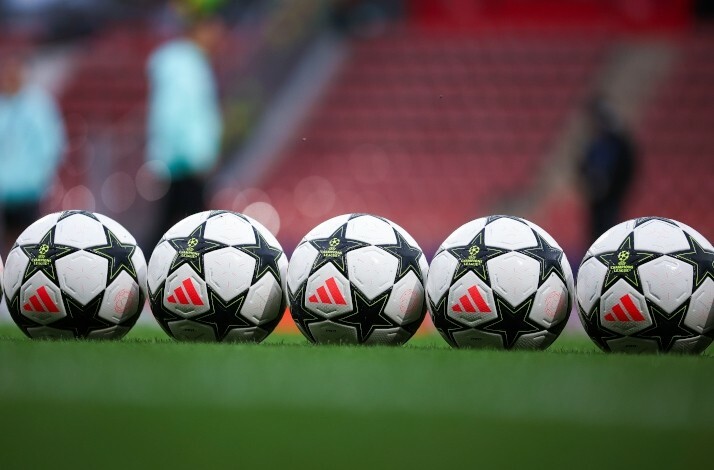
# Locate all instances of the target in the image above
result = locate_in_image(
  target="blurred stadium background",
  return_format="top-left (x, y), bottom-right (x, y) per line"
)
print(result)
top-left (2, 3), bottom-right (714, 468)
top-left (1, 0), bottom-right (713, 329)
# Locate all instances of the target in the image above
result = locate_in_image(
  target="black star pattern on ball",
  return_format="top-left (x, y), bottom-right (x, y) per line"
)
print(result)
top-left (58, 210), bottom-right (99, 222)
top-left (288, 284), bottom-right (322, 343)
top-left (5, 293), bottom-right (38, 338)
top-left (706, 325), bottom-right (714, 342)
top-left (429, 294), bottom-right (464, 348)
top-left (167, 223), bottom-right (226, 276)
top-left (192, 290), bottom-right (251, 341)
top-left (149, 286), bottom-right (184, 338)
top-left (20, 228), bottom-right (78, 282)
top-left (485, 214), bottom-right (524, 225)
top-left (634, 216), bottom-right (678, 228)
top-left (337, 288), bottom-right (395, 343)
top-left (348, 213), bottom-right (387, 222)
top-left (377, 228), bottom-right (424, 283)
top-left (207, 210), bottom-right (234, 219)
top-left (87, 228), bottom-right (138, 285)
top-left (634, 300), bottom-right (698, 352)
top-left (308, 224), bottom-right (369, 276)
top-left (517, 229), bottom-right (567, 285)
top-left (671, 232), bottom-right (714, 291)
top-left (578, 304), bottom-right (618, 352)
top-left (447, 230), bottom-right (505, 284)
top-left (596, 234), bottom-right (659, 291)
top-left (236, 227), bottom-right (283, 282)
top-left (51, 293), bottom-right (114, 338)
top-left (482, 295), bottom-right (541, 349)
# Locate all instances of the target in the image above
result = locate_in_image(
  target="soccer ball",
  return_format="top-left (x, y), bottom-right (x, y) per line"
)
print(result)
top-left (426, 215), bottom-right (574, 349)
top-left (3, 210), bottom-right (147, 339)
top-left (0, 254), bottom-right (4, 302)
top-left (576, 217), bottom-right (714, 354)
top-left (147, 210), bottom-right (288, 342)
top-left (287, 213), bottom-right (428, 345)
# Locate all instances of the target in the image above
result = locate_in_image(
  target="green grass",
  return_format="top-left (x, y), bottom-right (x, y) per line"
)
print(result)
top-left (0, 325), bottom-right (712, 469)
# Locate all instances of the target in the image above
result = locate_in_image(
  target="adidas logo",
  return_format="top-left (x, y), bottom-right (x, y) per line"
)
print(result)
top-left (167, 278), bottom-right (204, 306)
top-left (604, 294), bottom-right (645, 322)
top-left (23, 286), bottom-right (60, 313)
top-left (308, 277), bottom-right (346, 305)
top-left (452, 286), bottom-right (491, 313)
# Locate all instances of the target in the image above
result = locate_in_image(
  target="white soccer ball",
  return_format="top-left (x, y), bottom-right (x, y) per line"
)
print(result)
top-left (147, 210), bottom-right (288, 342)
top-left (287, 213), bottom-right (428, 345)
top-left (577, 217), bottom-right (714, 354)
top-left (426, 215), bottom-right (574, 349)
top-left (0, 254), bottom-right (4, 303)
top-left (3, 210), bottom-right (147, 339)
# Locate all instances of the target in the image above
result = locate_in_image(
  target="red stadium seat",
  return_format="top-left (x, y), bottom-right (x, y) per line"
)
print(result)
top-left (259, 30), bottom-right (608, 249)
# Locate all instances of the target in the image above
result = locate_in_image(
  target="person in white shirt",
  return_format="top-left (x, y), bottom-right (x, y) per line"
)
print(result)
top-left (0, 53), bottom-right (66, 248)
top-left (146, 16), bottom-right (224, 246)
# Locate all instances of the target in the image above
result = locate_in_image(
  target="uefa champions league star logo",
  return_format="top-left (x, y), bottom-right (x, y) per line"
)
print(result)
top-left (179, 237), bottom-right (201, 259)
top-left (611, 250), bottom-right (634, 273)
top-left (320, 238), bottom-right (343, 258)
top-left (32, 244), bottom-right (52, 267)
top-left (461, 245), bottom-right (482, 267)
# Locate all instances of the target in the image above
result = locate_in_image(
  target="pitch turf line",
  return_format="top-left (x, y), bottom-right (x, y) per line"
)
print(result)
top-left (0, 326), bottom-right (711, 468)
top-left (1, 402), bottom-right (709, 469)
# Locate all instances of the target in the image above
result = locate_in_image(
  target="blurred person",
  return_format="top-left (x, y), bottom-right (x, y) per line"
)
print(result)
top-left (0, 53), bottom-right (66, 250)
top-left (146, 10), bottom-right (224, 247)
top-left (578, 97), bottom-right (637, 242)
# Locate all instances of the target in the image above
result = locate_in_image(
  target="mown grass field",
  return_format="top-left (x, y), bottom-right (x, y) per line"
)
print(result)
top-left (0, 324), bottom-right (711, 469)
